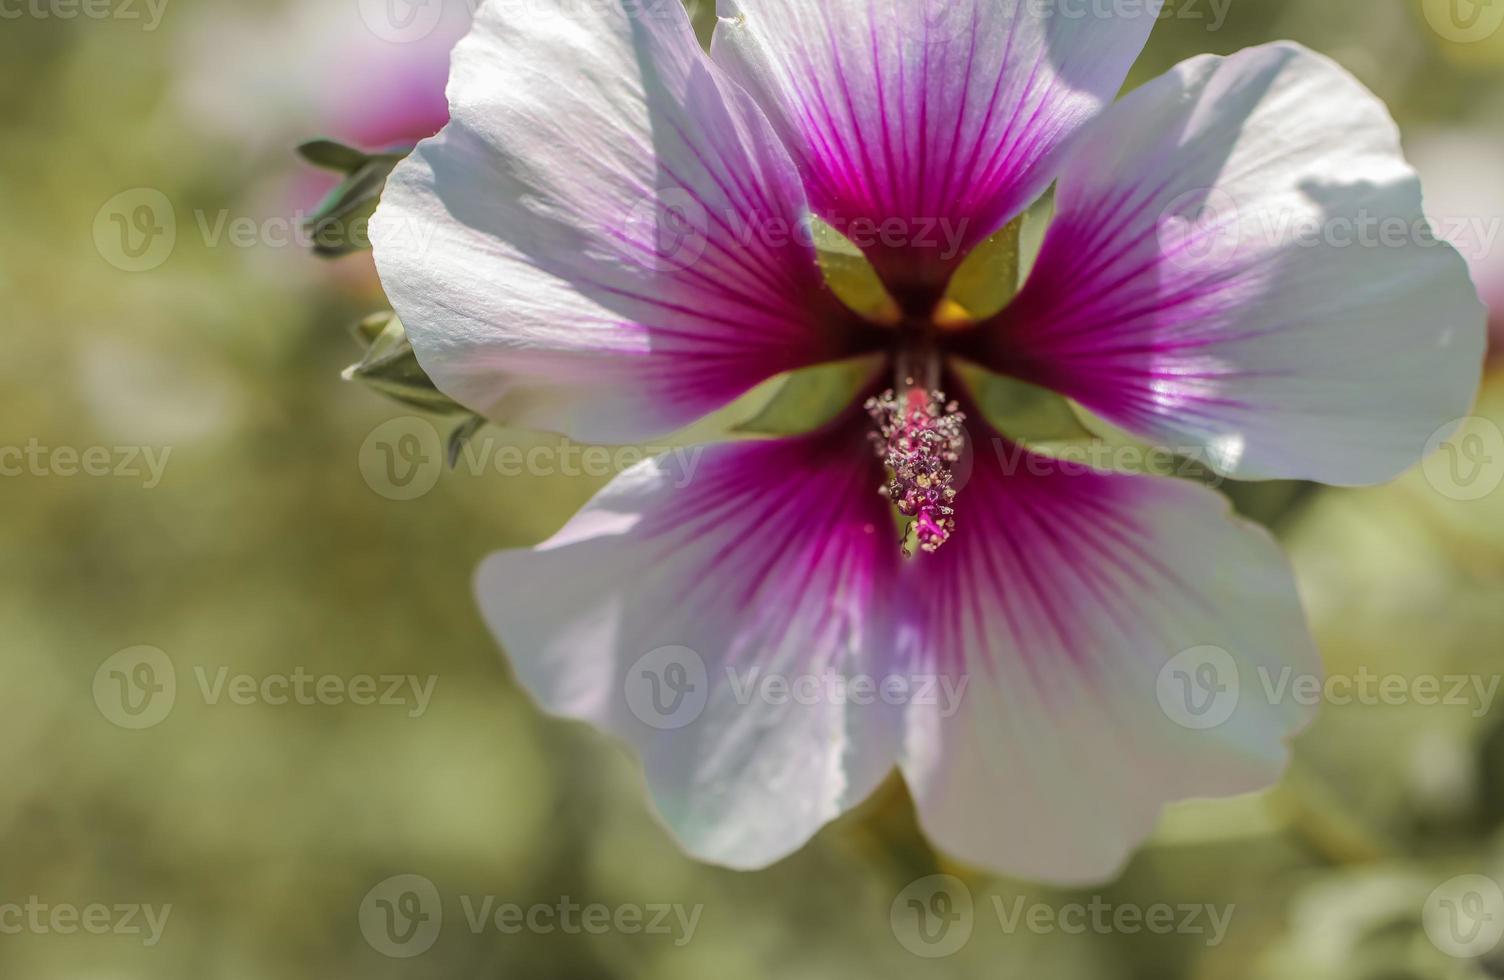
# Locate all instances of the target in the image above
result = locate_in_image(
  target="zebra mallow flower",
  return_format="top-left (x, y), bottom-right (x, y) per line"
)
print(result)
top-left (370, 0), bottom-right (1486, 882)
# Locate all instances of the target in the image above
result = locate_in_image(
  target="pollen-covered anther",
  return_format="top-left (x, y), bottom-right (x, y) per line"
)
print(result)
top-left (865, 385), bottom-right (966, 556)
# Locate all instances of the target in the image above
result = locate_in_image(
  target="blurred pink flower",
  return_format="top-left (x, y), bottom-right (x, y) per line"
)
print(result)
top-left (175, 0), bottom-right (471, 288)
top-left (176, 0), bottom-right (471, 152)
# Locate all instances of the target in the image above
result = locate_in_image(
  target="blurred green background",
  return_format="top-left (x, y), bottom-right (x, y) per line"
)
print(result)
top-left (2, 0), bottom-right (1504, 977)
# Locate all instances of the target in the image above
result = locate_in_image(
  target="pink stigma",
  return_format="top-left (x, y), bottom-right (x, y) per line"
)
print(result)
top-left (866, 384), bottom-right (966, 556)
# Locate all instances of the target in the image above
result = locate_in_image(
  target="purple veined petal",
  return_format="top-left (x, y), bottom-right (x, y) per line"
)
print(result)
top-left (962, 42), bottom-right (1488, 485)
top-left (371, 0), bottom-right (871, 445)
top-left (710, 0), bottom-right (1162, 303)
top-left (475, 412), bottom-right (904, 869)
top-left (896, 404), bottom-right (1319, 883)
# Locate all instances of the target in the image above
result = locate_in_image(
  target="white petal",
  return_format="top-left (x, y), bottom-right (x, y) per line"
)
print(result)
top-left (476, 422), bottom-right (903, 868)
top-left (900, 418), bottom-right (1319, 883)
top-left (970, 42), bottom-right (1487, 484)
top-left (711, 0), bottom-right (1161, 294)
top-left (371, 0), bottom-right (865, 443)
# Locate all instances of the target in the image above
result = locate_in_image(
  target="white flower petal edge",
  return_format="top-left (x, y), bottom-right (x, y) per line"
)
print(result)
top-left (899, 431), bottom-right (1321, 884)
top-left (371, 0), bottom-right (858, 444)
top-left (974, 42), bottom-right (1487, 485)
top-left (475, 423), bottom-right (903, 868)
top-left (710, 0), bottom-right (1163, 287)
top-left (1409, 131), bottom-right (1504, 322)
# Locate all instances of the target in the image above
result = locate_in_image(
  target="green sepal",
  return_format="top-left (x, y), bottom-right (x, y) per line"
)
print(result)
top-left (733, 355), bottom-right (884, 437)
top-left (298, 140), bottom-right (411, 257)
top-left (958, 362), bottom-right (1247, 498)
top-left (446, 415), bottom-right (487, 469)
top-left (944, 214), bottom-right (1023, 318)
top-left (811, 219), bottom-right (900, 324)
top-left (342, 312), bottom-right (468, 416)
top-left (296, 139), bottom-right (374, 173)
top-left (951, 361), bottom-right (1097, 446)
